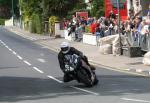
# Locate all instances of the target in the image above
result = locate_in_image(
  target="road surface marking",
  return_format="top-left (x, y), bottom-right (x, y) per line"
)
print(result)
top-left (23, 60), bottom-right (32, 66)
top-left (0, 40), bottom-right (4, 44)
top-left (37, 58), bottom-right (46, 63)
top-left (0, 40), bottom-right (46, 76)
top-left (47, 75), bottom-right (63, 83)
top-left (5, 45), bottom-right (8, 48)
top-left (33, 67), bottom-right (44, 73)
top-left (17, 55), bottom-right (23, 60)
top-left (12, 51), bottom-right (17, 55)
top-left (8, 48), bottom-right (12, 51)
top-left (121, 98), bottom-right (150, 103)
top-left (47, 75), bottom-right (99, 96)
top-left (70, 86), bottom-right (99, 96)
top-left (3, 43), bottom-right (6, 45)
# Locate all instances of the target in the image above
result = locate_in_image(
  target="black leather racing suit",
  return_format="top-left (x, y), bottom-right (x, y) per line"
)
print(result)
top-left (58, 47), bottom-right (90, 82)
top-left (58, 47), bottom-right (90, 72)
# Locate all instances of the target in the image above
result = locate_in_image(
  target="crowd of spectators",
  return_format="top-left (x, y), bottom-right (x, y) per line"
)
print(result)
top-left (62, 1), bottom-right (150, 48)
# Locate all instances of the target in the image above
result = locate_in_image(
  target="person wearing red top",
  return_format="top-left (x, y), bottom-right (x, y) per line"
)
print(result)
top-left (90, 21), bottom-right (96, 34)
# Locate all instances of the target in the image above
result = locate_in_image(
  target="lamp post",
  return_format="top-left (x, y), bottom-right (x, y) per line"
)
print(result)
top-left (117, 0), bottom-right (122, 55)
top-left (12, 0), bottom-right (14, 25)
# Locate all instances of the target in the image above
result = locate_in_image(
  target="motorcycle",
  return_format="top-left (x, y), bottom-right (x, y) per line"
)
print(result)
top-left (64, 54), bottom-right (98, 87)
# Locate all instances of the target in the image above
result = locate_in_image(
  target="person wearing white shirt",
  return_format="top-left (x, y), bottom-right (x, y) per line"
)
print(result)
top-left (134, 0), bottom-right (142, 18)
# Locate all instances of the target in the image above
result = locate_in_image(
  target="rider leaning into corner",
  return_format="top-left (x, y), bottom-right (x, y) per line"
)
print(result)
top-left (58, 41), bottom-right (98, 85)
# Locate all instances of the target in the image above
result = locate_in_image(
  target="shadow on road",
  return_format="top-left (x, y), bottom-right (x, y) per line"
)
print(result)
top-left (80, 75), bottom-right (150, 96)
top-left (0, 76), bottom-right (82, 102)
top-left (0, 75), bottom-right (150, 102)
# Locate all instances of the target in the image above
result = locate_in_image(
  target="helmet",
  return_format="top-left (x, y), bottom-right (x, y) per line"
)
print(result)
top-left (60, 42), bottom-right (70, 54)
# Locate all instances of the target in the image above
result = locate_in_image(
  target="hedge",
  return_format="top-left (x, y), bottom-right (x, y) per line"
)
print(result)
top-left (30, 13), bottom-right (42, 34)
top-left (0, 18), bottom-right (5, 25)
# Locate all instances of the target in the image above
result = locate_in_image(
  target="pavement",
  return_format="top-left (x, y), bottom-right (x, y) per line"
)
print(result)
top-left (4, 26), bottom-right (150, 76)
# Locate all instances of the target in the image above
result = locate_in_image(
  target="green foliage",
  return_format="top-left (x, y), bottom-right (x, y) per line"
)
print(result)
top-left (0, 0), bottom-right (19, 18)
top-left (0, 0), bottom-right (11, 6)
top-left (35, 14), bottom-right (42, 34)
top-left (30, 13), bottom-right (42, 34)
top-left (20, 0), bottom-right (42, 19)
top-left (67, 0), bottom-right (86, 16)
top-left (90, 0), bottom-right (104, 18)
top-left (49, 16), bottom-right (59, 34)
top-left (0, 18), bottom-right (5, 25)
top-left (19, 0), bottom-right (89, 34)
top-left (49, 16), bottom-right (59, 25)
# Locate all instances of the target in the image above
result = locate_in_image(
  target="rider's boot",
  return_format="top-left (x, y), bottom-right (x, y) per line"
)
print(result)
top-left (63, 74), bottom-right (74, 82)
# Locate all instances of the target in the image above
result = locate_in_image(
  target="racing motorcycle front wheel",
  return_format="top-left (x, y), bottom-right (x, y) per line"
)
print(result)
top-left (77, 68), bottom-right (94, 87)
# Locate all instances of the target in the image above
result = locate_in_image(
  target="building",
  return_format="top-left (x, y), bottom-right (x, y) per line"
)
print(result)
top-left (85, 0), bottom-right (150, 19)
top-left (104, 0), bottom-right (127, 20)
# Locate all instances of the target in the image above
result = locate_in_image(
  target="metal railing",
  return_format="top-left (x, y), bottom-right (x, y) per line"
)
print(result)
top-left (127, 31), bottom-right (150, 51)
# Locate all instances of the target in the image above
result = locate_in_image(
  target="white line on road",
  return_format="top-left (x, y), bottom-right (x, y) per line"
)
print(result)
top-left (47, 75), bottom-right (99, 96)
top-left (5, 45), bottom-right (9, 48)
top-left (2, 43), bottom-right (6, 46)
top-left (23, 60), bottom-right (32, 66)
top-left (121, 98), bottom-right (150, 103)
top-left (33, 67), bottom-right (44, 73)
top-left (70, 86), bottom-right (99, 96)
top-left (47, 75), bottom-right (63, 83)
top-left (17, 55), bottom-right (23, 60)
top-left (12, 51), bottom-right (17, 55)
top-left (8, 48), bottom-right (12, 51)
top-left (37, 58), bottom-right (46, 63)
top-left (0, 40), bottom-right (4, 44)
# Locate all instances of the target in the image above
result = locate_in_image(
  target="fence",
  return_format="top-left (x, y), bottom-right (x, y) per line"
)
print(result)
top-left (127, 31), bottom-right (150, 51)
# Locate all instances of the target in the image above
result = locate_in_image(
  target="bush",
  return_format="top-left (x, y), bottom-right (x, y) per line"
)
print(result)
top-left (49, 16), bottom-right (59, 34)
top-left (0, 18), bottom-right (5, 25)
top-left (49, 16), bottom-right (59, 26)
top-left (30, 13), bottom-right (42, 34)
top-left (23, 16), bottom-right (30, 30)
top-left (30, 14), bottom-right (36, 33)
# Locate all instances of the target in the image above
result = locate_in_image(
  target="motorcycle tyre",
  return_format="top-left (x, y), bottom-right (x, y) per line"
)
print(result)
top-left (77, 69), bottom-right (93, 87)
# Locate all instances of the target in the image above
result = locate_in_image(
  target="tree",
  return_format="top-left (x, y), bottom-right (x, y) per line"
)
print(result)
top-left (19, 0), bottom-right (86, 33)
top-left (0, 0), bottom-right (19, 18)
top-left (90, 0), bottom-right (104, 18)
top-left (19, 0), bottom-right (42, 19)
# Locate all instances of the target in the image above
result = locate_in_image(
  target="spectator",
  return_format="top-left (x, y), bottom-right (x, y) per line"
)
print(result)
top-left (134, 0), bottom-right (142, 18)
top-left (62, 18), bottom-right (68, 30)
top-left (95, 22), bottom-right (104, 46)
top-left (87, 18), bottom-right (93, 25)
top-left (140, 19), bottom-right (149, 44)
top-left (80, 17), bottom-right (87, 32)
top-left (90, 20), bottom-right (96, 34)
top-left (75, 23), bottom-right (83, 42)
top-left (108, 10), bottom-right (116, 20)
top-left (147, 4), bottom-right (150, 19)
top-left (128, 7), bottom-right (135, 21)
top-left (68, 15), bottom-right (77, 37)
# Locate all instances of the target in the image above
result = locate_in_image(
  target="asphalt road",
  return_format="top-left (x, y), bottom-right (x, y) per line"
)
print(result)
top-left (0, 27), bottom-right (150, 103)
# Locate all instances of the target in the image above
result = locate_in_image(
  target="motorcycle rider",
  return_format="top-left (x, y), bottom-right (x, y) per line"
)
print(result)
top-left (58, 42), bottom-right (98, 85)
